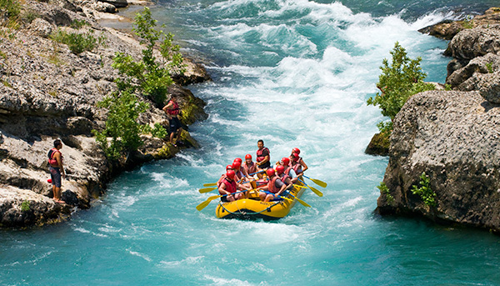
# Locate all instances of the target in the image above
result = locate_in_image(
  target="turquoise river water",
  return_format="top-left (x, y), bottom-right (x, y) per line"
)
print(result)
top-left (2, 0), bottom-right (500, 285)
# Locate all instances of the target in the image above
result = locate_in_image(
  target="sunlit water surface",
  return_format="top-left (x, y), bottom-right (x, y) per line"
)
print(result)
top-left (2, 0), bottom-right (500, 285)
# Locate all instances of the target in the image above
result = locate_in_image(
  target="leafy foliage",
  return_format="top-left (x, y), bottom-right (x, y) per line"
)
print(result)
top-left (411, 172), bottom-right (437, 207)
top-left (0, 0), bottom-right (20, 26)
top-left (21, 200), bottom-right (30, 212)
top-left (462, 15), bottom-right (474, 29)
top-left (112, 7), bottom-right (184, 107)
top-left (377, 182), bottom-right (394, 205)
top-left (486, 62), bottom-right (494, 73)
top-left (367, 42), bottom-right (435, 132)
top-left (92, 90), bottom-right (149, 160)
top-left (141, 123), bottom-right (168, 139)
top-left (51, 29), bottom-right (106, 54)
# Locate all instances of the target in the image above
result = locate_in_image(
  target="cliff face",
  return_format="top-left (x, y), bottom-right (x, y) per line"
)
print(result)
top-left (377, 90), bottom-right (500, 230)
top-left (0, 0), bottom-right (209, 227)
top-left (377, 12), bottom-right (500, 232)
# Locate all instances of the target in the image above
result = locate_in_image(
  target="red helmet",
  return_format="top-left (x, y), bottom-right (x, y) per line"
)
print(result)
top-left (292, 153), bottom-right (300, 162)
top-left (276, 165), bottom-right (285, 175)
top-left (226, 165), bottom-right (233, 171)
top-left (234, 158), bottom-right (243, 163)
top-left (226, 170), bottom-right (235, 180)
top-left (245, 154), bottom-right (252, 160)
top-left (293, 148), bottom-right (300, 155)
top-left (232, 161), bottom-right (241, 170)
top-left (281, 157), bottom-right (290, 166)
top-left (266, 168), bottom-right (275, 177)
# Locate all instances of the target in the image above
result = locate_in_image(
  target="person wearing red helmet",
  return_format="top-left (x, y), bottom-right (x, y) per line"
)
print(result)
top-left (289, 149), bottom-right (308, 176)
top-left (276, 165), bottom-right (294, 190)
top-left (242, 154), bottom-right (257, 177)
top-left (232, 160), bottom-right (250, 181)
top-left (276, 157), bottom-right (298, 184)
top-left (257, 168), bottom-right (287, 202)
top-left (218, 170), bottom-right (239, 202)
top-left (217, 164), bottom-right (234, 188)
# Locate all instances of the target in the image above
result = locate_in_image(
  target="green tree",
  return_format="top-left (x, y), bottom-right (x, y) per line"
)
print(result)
top-left (367, 42), bottom-right (434, 132)
top-left (94, 8), bottom-right (183, 160)
top-left (93, 90), bottom-right (149, 160)
top-left (112, 7), bottom-right (184, 107)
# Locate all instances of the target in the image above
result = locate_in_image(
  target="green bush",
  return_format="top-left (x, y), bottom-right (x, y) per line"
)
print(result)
top-left (0, 0), bottom-right (20, 25)
top-left (112, 7), bottom-right (184, 106)
top-left (142, 123), bottom-right (168, 139)
top-left (92, 90), bottom-right (149, 160)
top-left (367, 42), bottom-right (435, 132)
top-left (462, 15), bottom-right (474, 29)
top-left (411, 172), bottom-right (437, 207)
top-left (51, 29), bottom-right (105, 54)
top-left (377, 182), bottom-right (394, 205)
top-left (21, 200), bottom-right (30, 212)
top-left (70, 19), bottom-right (89, 29)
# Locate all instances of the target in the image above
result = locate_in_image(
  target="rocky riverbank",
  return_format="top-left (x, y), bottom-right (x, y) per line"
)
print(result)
top-left (0, 0), bottom-right (210, 227)
top-left (376, 8), bottom-right (500, 232)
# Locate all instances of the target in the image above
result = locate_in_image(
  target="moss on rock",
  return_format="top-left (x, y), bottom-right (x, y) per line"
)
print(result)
top-left (365, 132), bottom-right (390, 156)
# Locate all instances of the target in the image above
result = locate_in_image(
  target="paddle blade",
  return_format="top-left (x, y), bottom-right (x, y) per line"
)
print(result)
top-left (196, 200), bottom-right (211, 211)
top-left (293, 184), bottom-right (307, 189)
top-left (199, 187), bottom-right (217, 193)
top-left (309, 185), bottom-right (323, 197)
top-left (310, 178), bottom-right (327, 188)
top-left (291, 196), bottom-right (311, 207)
top-left (203, 183), bottom-right (217, 187)
top-left (196, 195), bottom-right (222, 211)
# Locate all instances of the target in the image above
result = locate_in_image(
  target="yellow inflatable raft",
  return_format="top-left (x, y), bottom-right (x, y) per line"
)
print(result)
top-left (215, 180), bottom-right (306, 220)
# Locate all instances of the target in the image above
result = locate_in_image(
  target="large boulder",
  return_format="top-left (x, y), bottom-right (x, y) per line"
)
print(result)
top-left (376, 90), bottom-right (500, 232)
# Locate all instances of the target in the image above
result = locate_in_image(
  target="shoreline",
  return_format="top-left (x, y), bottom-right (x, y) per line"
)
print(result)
top-left (0, 0), bottom-right (211, 228)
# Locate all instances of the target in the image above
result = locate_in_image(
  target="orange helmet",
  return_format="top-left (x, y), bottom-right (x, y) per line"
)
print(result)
top-left (266, 168), bottom-right (275, 177)
top-left (226, 170), bottom-right (235, 180)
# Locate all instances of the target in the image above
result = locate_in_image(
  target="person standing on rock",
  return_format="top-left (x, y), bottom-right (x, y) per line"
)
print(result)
top-left (48, 139), bottom-right (65, 204)
top-left (162, 94), bottom-right (183, 147)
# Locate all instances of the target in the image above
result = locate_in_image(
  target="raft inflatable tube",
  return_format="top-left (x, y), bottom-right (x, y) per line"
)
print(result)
top-left (215, 180), bottom-right (306, 220)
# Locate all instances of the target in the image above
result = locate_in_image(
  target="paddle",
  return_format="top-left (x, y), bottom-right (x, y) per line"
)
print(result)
top-left (298, 178), bottom-right (323, 197)
top-left (196, 189), bottom-right (254, 211)
top-left (293, 184), bottom-right (307, 189)
top-left (249, 170), bottom-right (265, 176)
top-left (195, 195), bottom-right (221, 211)
top-left (287, 192), bottom-right (311, 207)
top-left (199, 187), bottom-right (217, 193)
top-left (303, 175), bottom-right (327, 188)
top-left (203, 183), bottom-right (217, 187)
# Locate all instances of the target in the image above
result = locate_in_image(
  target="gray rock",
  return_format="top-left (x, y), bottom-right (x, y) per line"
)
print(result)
top-left (478, 73), bottom-right (500, 103)
top-left (92, 1), bottom-right (117, 13)
top-left (98, 0), bottom-right (127, 8)
top-left (448, 25), bottom-right (500, 61)
top-left (28, 18), bottom-right (53, 38)
top-left (446, 53), bottom-right (500, 89)
top-left (377, 90), bottom-right (500, 231)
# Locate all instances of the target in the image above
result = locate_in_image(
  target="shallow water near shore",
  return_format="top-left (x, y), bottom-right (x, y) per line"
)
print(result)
top-left (3, 0), bottom-right (500, 285)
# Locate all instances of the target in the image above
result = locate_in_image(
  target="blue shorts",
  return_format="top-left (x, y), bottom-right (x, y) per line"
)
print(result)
top-left (49, 166), bottom-right (62, 188)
